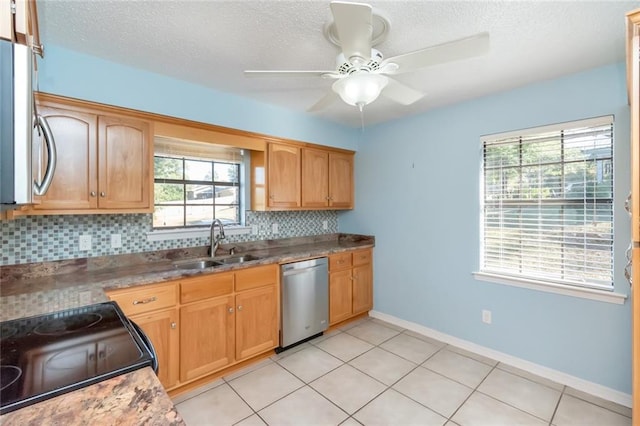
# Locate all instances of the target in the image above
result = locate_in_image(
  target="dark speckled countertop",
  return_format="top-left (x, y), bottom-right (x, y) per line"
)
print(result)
top-left (0, 368), bottom-right (184, 425)
top-left (0, 233), bottom-right (374, 321)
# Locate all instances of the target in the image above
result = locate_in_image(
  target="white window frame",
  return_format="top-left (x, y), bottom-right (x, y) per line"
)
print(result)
top-left (473, 116), bottom-right (626, 304)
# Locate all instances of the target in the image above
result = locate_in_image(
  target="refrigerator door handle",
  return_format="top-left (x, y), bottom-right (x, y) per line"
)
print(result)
top-left (33, 115), bottom-right (56, 196)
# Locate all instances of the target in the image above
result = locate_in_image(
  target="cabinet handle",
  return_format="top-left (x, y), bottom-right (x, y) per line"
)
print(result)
top-left (171, 322), bottom-right (177, 329)
top-left (269, 194), bottom-right (274, 199)
top-left (625, 193), bottom-right (632, 216)
top-left (90, 191), bottom-right (96, 197)
top-left (100, 192), bottom-right (106, 197)
top-left (133, 296), bottom-right (157, 305)
top-left (228, 307), bottom-right (234, 313)
top-left (237, 305), bottom-right (243, 311)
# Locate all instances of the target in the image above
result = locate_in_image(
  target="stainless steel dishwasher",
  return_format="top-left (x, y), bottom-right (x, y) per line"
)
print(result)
top-left (279, 257), bottom-right (329, 351)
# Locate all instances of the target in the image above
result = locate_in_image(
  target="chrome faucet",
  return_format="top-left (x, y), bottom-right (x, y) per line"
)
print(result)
top-left (209, 219), bottom-right (226, 257)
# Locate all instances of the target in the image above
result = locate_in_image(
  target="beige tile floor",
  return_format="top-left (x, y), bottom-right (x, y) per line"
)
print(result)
top-left (173, 317), bottom-right (632, 426)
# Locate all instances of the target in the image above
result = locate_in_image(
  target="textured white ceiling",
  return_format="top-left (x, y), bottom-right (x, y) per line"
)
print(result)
top-left (38, 0), bottom-right (638, 128)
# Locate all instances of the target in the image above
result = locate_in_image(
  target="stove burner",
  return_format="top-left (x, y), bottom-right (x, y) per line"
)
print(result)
top-left (34, 313), bottom-right (103, 336)
top-left (0, 366), bottom-right (22, 391)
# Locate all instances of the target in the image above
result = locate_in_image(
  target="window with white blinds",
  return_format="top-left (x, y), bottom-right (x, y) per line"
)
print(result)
top-left (480, 116), bottom-right (614, 291)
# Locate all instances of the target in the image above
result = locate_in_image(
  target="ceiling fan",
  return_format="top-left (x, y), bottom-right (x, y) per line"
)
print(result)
top-left (245, 1), bottom-right (490, 112)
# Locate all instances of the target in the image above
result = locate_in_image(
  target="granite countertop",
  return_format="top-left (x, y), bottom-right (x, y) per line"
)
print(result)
top-left (0, 233), bottom-right (374, 322)
top-left (0, 368), bottom-right (185, 426)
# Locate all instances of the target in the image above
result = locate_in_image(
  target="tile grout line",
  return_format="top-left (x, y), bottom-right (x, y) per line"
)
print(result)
top-left (445, 359), bottom-right (499, 423)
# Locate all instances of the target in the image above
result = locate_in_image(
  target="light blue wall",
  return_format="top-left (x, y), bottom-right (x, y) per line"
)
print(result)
top-left (38, 44), bottom-right (358, 150)
top-left (340, 62), bottom-right (632, 394)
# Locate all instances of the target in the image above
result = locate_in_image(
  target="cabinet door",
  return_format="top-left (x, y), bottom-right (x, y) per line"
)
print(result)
top-left (235, 284), bottom-right (278, 360)
top-left (301, 148), bottom-right (329, 208)
top-left (33, 106), bottom-right (98, 210)
top-left (180, 296), bottom-right (234, 382)
top-left (131, 308), bottom-right (179, 389)
top-left (352, 262), bottom-right (373, 315)
top-left (98, 115), bottom-right (151, 210)
top-left (329, 152), bottom-right (354, 209)
top-left (329, 269), bottom-right (353, 325)
top-left (267, 143), bottom-right (301, 208)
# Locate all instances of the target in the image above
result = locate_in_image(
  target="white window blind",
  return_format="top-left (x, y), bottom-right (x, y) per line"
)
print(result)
top-left (480, 116), bottom-right (614, 290)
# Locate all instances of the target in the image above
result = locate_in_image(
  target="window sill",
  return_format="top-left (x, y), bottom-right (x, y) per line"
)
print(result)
top-left (472, 272), bottom-right (627, 305)
top-left (147, 226), bottom-right (252, 242)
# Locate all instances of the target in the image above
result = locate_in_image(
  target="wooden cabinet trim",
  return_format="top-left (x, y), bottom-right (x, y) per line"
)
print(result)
top-left (108, 282), bottom-right (178, 316)
top-left (330, 253), bottom-right (352, 271)
top-left (180, 272), bottom-right (234, 304)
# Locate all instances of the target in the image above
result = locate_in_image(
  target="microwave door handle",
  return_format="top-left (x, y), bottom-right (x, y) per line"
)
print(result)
top-left (33, 115), bottom-right (56, 196)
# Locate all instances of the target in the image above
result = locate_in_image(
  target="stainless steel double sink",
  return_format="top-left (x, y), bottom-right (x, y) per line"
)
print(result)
top-left (173, 254), bottom-right (262, 270)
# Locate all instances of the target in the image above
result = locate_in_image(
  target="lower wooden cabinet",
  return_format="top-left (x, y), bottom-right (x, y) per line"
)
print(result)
top-left (129, 308), bottom-right (180, 389)
top-left (329, 249), bottom-right (373, 325)
top-left (235, 284), bottom-right (278, 360)
top-left (106, 263), bottom-right (279, 392)
top-left (180, 295), bottom-right (235, 382)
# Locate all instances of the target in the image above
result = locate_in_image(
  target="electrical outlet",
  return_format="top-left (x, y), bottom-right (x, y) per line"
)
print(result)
top-left (482, 309), bottom-right (492, 324)
top-left (272, 223), bottom-right (279, 234)
top-left (251, 224), bottom-right (258, 235)
top-left (322, 220), bottom-right (328, 230)
top-left (78, 291), bottom-right (92, 305)
top-left (79, 235), bottom-right (92, 251)
top-left (111, 234), bottom-right (122, 248)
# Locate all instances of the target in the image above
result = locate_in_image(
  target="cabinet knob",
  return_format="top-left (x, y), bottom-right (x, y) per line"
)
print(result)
top-left (237, 305), bottom-right (243, 311)
top-left (90, 191), bottom-right (96, 197)
top-left (228, 307), bottom-right (234, 313)
top-left (269, 194), bottom-right (274, 200)
top-left (171, 322), bottom-right (177, 329)
top-left (100, 192), bottom-right (106, 197)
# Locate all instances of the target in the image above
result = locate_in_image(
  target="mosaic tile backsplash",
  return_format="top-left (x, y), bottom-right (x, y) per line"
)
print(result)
top-left (1, 210), bottom-right (338, 265)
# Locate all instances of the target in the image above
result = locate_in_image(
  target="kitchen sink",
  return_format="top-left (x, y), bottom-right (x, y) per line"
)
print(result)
top-left (173, 254), bottom-right (262, 270)
top-left (174, 259), bottom-right (223, 270)
top-left (215, 254), bottom-right (262, 264)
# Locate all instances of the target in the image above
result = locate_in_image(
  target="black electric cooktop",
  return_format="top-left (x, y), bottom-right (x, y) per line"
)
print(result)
top-left (0, 302), bottom-right (156, 415)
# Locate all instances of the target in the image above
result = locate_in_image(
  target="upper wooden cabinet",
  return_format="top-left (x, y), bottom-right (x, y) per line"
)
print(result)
top-left (302, 149), bottom-right (354, 209)
top-left (267, 142), bottom-right (301, 208)
top-left (253, 142), bottom-right (355, 211)
top-left (30, 96), bottom-right (153, 214)
top-left (1, 0), bottom-right (42, 52)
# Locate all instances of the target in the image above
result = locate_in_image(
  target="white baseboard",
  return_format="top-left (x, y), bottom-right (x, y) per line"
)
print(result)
top-left (369, 310), bottom-right (632, 408)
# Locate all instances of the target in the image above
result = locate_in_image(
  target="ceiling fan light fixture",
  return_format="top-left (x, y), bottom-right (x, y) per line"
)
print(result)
top-left (332, 73), bottom-right (388, 108)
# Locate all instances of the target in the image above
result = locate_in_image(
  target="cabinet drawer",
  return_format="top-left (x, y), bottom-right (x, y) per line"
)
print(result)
top-left (352, 249), bottom-right (372, 266)
top-left (180, 272), bottom-right (234, 304)
top-left (330, 253), bottom-right (352, 271)
top-left (108, 282), bottom-right (177, 316)
top-left (235, 264), bottom-right (278, 292)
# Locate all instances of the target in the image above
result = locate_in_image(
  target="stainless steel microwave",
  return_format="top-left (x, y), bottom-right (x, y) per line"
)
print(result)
top-left (0, 39), bottom-right (56, 211)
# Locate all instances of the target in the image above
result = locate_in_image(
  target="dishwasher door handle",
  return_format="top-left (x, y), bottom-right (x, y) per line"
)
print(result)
top-left (282, 265), bottom-right (327, 277)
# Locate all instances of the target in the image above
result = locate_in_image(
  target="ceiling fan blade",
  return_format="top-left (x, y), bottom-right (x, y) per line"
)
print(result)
top-left (308, 91), bottom-right (340, 112)
top-left (245, 70), bottom-right (341, 79)
top-left (380, 77), bottom-right (424, 105)
top-left (330, 1), bottom-right (373, 61)
top-left (381, 32), bottom-right (490, 74)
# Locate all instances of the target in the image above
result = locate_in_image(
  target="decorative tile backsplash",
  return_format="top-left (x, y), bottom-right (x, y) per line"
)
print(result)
top-left (0, 211), bottom-right (338, 265)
